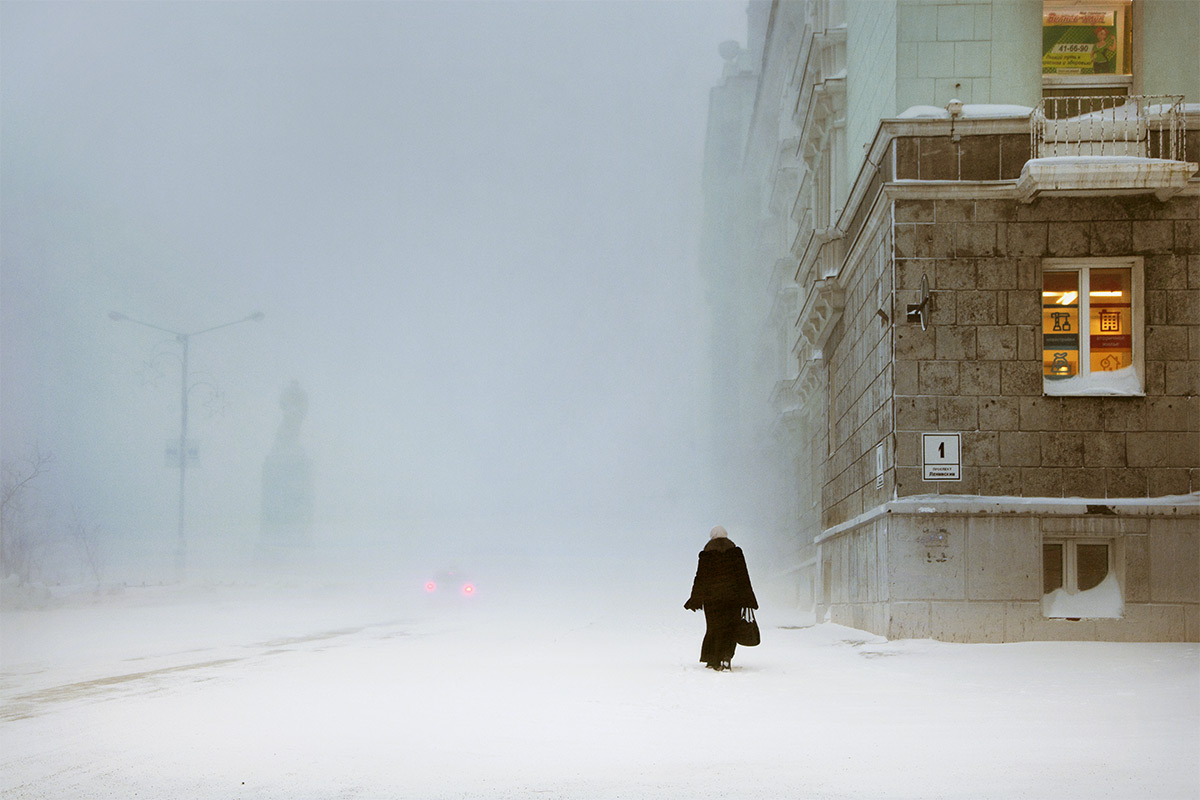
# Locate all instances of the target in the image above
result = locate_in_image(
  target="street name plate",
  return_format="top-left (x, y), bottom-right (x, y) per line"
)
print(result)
top-left (165, 440), bottom-right (200, 468)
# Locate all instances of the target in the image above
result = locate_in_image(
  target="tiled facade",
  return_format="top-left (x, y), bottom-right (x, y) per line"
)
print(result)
top-left (700, 0), bottom-right (1199, 642)
top-left (893, 0), bottom-right (1042, 110)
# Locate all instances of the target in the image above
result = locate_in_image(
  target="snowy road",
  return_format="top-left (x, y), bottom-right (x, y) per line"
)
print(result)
top-left (2, 568), bottom-right (1197, 799)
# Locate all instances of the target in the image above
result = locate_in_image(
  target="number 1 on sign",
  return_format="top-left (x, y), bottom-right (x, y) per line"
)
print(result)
top-left (922, 433), bottom-right (962, 481)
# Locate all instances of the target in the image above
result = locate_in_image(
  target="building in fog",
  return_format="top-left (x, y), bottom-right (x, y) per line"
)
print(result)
top-left (700, 0), bottom-right (1198, 642)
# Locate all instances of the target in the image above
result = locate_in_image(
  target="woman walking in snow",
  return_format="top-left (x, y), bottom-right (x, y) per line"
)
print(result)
top-left (684, 525), bottom-right (758, 671)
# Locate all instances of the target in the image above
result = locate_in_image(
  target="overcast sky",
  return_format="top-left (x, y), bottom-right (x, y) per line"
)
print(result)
top-left (1, 0), bottom-right (747, 562)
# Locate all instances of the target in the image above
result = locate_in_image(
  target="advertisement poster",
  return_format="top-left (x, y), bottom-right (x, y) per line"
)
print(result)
top-left (1043, 9), bottom-right (1121, 74)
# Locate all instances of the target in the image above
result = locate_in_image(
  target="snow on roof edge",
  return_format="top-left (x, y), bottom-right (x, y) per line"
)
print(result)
top-left (895, 102), bottom-right (1198, 122)
top-left (896, 103), bottom-right (1034, 120)
top-left (816, 492), bottom-right (1199, 544)
top-left (889, 492), bottom-right (1200, 510)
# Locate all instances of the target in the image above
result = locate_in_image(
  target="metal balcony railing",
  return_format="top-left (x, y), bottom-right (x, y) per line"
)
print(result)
top-left (1031, 94), bottom-right (1186, 160)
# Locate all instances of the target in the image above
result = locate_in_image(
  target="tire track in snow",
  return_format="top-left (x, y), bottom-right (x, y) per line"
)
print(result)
top-left (1, 621), bottom-right (410, 722)
top-left (1, 657), bottom-right (246, 722)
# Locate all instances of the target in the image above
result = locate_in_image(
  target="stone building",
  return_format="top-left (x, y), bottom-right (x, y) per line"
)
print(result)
top-left (700, 0), bottom-right (1198, 641)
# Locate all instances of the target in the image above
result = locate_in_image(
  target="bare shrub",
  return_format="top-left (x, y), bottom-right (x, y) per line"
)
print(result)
top-left (1, 446), bottom-right (54, 583)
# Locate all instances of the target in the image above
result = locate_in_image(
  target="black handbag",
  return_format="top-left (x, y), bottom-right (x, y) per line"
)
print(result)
top-left (735, 608), bottom-right (760, 647)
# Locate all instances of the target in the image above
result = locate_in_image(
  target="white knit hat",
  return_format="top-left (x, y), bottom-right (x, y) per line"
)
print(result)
top-left (709, 525), bottom-right (728, 540)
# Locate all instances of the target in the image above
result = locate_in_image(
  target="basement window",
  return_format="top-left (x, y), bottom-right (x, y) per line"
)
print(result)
top-left (1041, 258), bottom-right (1143, 396)
top-left (1042, 539), bottom-right (1123, 619)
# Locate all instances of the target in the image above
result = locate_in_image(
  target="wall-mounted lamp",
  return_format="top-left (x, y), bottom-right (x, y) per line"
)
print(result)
top-left (946, 98), bottom-right (964, 143)
top-left (906, 274), bottom-right (934, 330)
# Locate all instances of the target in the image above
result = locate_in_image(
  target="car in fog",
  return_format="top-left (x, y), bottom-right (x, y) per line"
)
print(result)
top-left (423, 569), bottom-right (476, 599)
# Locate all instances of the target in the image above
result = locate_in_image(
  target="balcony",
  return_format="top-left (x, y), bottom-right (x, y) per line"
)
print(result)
top-left (1032, 95), bottom-right (1186, 158)
top-left (1018, 95), bottom-right (1196, 202)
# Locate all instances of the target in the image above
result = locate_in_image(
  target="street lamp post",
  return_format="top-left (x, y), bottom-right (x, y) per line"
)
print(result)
top-left (109, 310), bottom-right (265, 579)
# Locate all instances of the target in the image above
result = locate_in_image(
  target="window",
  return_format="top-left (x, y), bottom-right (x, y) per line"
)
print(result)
top-left (1043, 1), bottom-right (1133, 98)
top-left (1042, 538), bottom-right (1122, 619)
top-left (1043, 540), bottom-right (1109, 594)
top-left (1042, 257), bottom-right (1143, 396)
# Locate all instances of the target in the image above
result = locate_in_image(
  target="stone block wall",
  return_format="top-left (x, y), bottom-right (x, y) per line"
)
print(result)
top-left (822, 217), bottom-right (894, 529)
top-left (894, 133), bottom-right (1030, 181)
top-left (817, 190), bottom-right (1198, 642)
top-left (820, 517), bottom-right (889, 634)
top-left (821, 511), bottom-right (1199, 641)
top-left (891, 193), bottom-right (1200, 500)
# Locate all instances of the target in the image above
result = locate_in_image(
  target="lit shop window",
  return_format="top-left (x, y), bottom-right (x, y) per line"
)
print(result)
top-left (1043, 539), bottom-right (1122, 619)
top-left (1042, 259), bottom-right (1142, 396)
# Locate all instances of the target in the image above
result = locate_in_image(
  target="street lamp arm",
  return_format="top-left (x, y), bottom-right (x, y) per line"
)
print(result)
top-left (187, 311), bottom-right (266, 338)
top-left (107, 311), bottom-right (184, 337)
top-left (109, 310), bottom-right (265, 339)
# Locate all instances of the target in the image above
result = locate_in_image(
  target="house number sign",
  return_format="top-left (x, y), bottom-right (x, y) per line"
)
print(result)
top-left (922, 433), bottom-right (961, 481)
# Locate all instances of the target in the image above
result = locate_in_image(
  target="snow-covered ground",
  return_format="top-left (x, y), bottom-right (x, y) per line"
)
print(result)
top-left (2, 556), bottom-right (1197, 800)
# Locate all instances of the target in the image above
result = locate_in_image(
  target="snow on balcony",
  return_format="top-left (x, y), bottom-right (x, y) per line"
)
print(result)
top-left (1019, 95), bottom-right (1197, 202)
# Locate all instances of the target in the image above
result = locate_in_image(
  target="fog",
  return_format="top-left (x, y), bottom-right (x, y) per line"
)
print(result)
top-left (1, 1), bottom-right (751, 584)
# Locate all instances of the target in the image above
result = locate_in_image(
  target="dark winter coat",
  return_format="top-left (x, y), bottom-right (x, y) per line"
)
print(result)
top-left (684, 537), bottom-right (758, 667)
top-left (684, 537), bottom-right (758, 612)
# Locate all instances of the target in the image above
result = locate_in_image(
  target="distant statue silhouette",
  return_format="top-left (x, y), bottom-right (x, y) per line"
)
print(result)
top-left (259, 380), bottom-right (314, 562)
top-left (274, 380), bottom-right (308, 453)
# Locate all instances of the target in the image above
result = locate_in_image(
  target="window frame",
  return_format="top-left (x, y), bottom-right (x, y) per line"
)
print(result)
top-left (1043, 538), bottom-right (1115, 595)
top-left (1042, 536), bottom-right (1122, 619)
top-left (1041, 256), bottom-right (1144, 397)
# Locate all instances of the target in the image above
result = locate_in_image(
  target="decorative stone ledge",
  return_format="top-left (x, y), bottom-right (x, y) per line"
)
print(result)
top-left (795, 278), bottom-right (844, 360)
top-left (1016, 156), bottom-right (1197, 203)
top-left (770, 282), bottom-right (799, 328)
top-left (815, 493), bottom-right (1200, 545)
top-left (771, 257), bottom-right (798, 288)
top-left (769, 165), bottom-right (801, 217)
top-left (771, 378), bottom-right (798, 415)
top-left (789, 361), bottom-right (824, 419)
top-left (776, 406), bottom-right (808, 435)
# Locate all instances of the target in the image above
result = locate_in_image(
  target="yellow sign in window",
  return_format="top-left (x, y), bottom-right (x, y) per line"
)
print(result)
top-left (1042, 271), bottom-right (1079, 377)
top-left (1089, 268), bottom-right (1132, 372)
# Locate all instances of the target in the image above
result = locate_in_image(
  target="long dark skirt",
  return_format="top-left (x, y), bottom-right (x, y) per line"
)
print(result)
top-left (700, 604), bottom-right (739, 666)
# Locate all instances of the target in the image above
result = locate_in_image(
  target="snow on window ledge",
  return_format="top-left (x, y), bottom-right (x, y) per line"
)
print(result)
top-left (1042, 573), bottom-right (1124, 620)
top-left (1044, 366), bottom-right (1143, 397)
